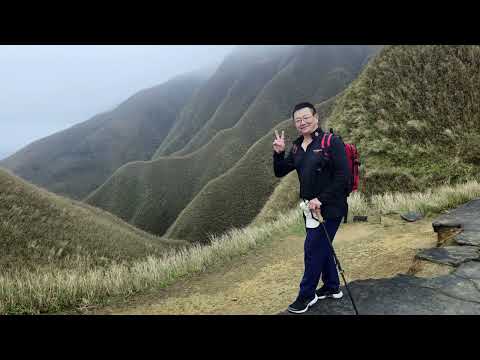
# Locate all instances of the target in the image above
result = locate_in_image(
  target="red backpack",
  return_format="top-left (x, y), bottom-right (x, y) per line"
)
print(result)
top-left (320, 129), bottom-right (360, 196)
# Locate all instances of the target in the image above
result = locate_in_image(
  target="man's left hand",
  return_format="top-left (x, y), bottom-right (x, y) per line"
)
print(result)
top-left (308, 198), bottom-right (323, 222)
top-left (308, 198), bottom-right (322, 211)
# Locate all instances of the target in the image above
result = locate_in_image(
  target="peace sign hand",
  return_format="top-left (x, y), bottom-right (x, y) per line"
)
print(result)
top-left (273, 130), bottom-right (286, 154)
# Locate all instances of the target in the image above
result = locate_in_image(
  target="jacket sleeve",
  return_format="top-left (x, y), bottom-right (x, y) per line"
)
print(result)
top-left (317, 136), bottom-right (349, 204)
top-left (273, 147), bottom-right (295, 178)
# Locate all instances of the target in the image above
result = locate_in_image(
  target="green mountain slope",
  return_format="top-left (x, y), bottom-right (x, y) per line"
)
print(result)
top-left (327, 45), bottom-right (480, 195)
top-left (86, 46), bottom-right (375, 241)
top-left (0, 71), bottom-right (208, 199)
top-left (0, 168), bottom-right (185, 272)
top-left (252, 171), bottom-right (300, 225)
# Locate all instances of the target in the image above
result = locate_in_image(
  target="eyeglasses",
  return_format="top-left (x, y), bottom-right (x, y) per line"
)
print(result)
top-left (294, 115), bottom-right (314, 125)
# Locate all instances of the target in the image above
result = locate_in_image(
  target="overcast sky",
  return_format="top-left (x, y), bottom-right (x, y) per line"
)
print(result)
top-left (0, 45), bottom-right (235, 160)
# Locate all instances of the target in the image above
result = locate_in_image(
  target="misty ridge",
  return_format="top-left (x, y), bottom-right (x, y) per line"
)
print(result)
top-left (0, 151), bottom-right (11, 161)
top-left (0, 45), bottom-right (234, 155)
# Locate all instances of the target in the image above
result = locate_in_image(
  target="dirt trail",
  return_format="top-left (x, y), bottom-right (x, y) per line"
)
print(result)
top-left (92, 215), bottom-right (449, 315)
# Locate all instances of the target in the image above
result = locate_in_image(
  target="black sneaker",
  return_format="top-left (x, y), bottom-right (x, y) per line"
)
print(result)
top-left (316, 285), bottom-right (343, 300)
top-left (287, 294), bottom-right (318, 314)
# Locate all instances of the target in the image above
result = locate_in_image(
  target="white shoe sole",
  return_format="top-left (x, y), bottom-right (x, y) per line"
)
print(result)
top-left (287, 294), bottom-right (319, 314)
top-left (318, 291), bottom-right (343, 300)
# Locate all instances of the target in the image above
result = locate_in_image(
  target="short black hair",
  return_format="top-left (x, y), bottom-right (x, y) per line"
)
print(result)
top-left (292, 102), bottom-right (316, 119)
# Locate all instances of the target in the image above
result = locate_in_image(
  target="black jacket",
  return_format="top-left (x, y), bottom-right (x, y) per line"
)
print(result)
top-left (273, 128), bottom-right (349, 219)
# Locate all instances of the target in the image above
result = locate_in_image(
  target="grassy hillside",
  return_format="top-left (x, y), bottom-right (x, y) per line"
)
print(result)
top-left (3, 174), bottom-right (480, 313)
top-left (252, 171), bottom-right (299, 225)
top-left (152, 46), bottom-right (295, 158)
top-left (87, 46), bottom-right (375, 241)
top-left (166, 98), bottom-right (336, 242)
top-left (0, 71), bottom-right (208, 199)
top-left (256, 45), bottom-right (480, 222)
top-left (0, 168), bottom-right (185, 273)
top-left (327, 45), bottom-right (480, 195)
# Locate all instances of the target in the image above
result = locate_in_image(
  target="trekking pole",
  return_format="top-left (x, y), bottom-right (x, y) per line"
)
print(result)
top-left (316, 210), bottom-right (360, 316)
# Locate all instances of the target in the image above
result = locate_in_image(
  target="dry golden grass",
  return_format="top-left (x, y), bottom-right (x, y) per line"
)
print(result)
top-left (367, 180), bottom-right (480, 216)
top-left (0, 209), bottom-right (301, 314)
top-left (2, 171), bottom-right (478, 314)
top-left (256, 178), bottom-right (480, 226)
top-left (408, 259), bottom-right (453, 278)
top-left (97, 214), bottom-right (440, 315)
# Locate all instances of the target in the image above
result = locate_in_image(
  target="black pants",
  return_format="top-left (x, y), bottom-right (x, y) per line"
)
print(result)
top-left (298, 216), bottom-right (343, 300)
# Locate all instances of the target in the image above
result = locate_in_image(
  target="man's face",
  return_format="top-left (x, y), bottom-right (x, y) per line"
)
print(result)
top-left (293, 107), bottom-right (319, 136)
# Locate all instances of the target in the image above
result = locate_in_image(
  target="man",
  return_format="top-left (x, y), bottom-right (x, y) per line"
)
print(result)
top-left (273, 102), bottom-right (349, 314)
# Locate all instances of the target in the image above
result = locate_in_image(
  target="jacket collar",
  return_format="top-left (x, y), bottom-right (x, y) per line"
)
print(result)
top-left (293, 127), bottom-right (324, 145)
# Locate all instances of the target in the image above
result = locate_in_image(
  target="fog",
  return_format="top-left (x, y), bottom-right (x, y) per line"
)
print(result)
top-left (0, 45), bottom-right (235, 160)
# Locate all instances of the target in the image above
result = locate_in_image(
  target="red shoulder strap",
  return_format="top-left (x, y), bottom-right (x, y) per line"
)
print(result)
top-left (321, 133), bottom-right (334, 148)
top-left (321, 133), bottom-right (327, 148)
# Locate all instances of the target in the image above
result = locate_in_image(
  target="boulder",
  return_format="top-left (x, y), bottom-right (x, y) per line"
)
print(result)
top-left (415, 246), bottom-right (480, 266)
top-left (455, 232), bottom-right (480, 247)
